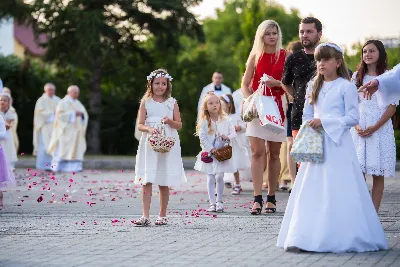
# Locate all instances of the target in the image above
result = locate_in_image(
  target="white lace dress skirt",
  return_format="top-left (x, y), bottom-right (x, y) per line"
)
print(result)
top-left (135, 117), bottom-right (187, 186)
top-left (351, 93), bottom-right (396, 177)
top-left (231, 133), bottom-right (251, 170)
top-left (2, 130), bottom-right (17, 168)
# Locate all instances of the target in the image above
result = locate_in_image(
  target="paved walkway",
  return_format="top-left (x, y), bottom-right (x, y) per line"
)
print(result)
top-left (0, 169), bottom-right (400, 267)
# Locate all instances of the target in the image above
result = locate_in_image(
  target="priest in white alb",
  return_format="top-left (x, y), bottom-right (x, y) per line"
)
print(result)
top-left (48, 85), bottom-right (88, 172)
top-left (2, 87), bottom-right (19, 152)
top-left (197, 72), bottom-right (232, 116)
top-left (33, 83), bottom-right (60, 170)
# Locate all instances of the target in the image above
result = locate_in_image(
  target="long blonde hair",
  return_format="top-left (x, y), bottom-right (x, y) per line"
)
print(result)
top-left (310, 44), bottom-right (350, 105)
top-left (140, 68), bottom-right (172, 103)
top-left (246, 20), bottom-right (283, 67)
top-left (196, 92), bottom-right (226, 135)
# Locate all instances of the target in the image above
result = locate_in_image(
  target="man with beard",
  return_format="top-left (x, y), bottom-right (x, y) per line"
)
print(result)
top-left (281, 17), bottom-right (322, 140)
top-left (280, 17), bottom-right (322, 189)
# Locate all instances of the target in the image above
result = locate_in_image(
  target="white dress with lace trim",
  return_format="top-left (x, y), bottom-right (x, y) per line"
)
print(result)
top-left (350, 73), bottom-right (396, 177)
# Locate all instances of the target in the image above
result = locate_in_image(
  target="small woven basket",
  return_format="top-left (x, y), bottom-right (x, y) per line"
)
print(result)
top-left (213, 143), bottom-right (232, 162)
top-left (148, 121), bottom-right (176, 153)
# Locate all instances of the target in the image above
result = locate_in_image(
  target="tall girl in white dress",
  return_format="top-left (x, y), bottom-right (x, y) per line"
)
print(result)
top-left (220, 94), bottom-right (250, 195)
top-left (351, 40), bottom-right (396, 212)
top-left (0, 93), bottom-right (17, 168)
top-left (134, 69), bottom-right (186, 226)
top-left (277, 43), bottom-right (387, 253)
top-left (194, 92), bottom-right (237, 212)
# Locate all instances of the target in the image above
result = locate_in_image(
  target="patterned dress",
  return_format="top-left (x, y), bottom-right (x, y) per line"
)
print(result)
top-left (350, 73), bottom-right (396, 177)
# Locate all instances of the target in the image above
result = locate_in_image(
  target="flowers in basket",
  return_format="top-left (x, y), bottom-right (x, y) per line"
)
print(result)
top-left (148, 122), bottom-right (176, 153)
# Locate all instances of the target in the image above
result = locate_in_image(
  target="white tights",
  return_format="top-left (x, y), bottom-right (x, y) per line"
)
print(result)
top-left (207, 173), bottom-right (224, 205)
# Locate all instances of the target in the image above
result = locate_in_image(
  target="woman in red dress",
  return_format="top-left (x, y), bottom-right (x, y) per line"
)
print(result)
top-left (241, 20), bottom-right (287, 215)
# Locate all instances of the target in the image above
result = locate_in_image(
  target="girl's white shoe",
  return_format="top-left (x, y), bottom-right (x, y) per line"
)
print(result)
top-left (134, 216), bottom-right (151, 226)
top-left (207, 204), bottom-right (216, 212)
top-left (231, 185), bottom-right (242, 195)
top-left (154, 216), bottom-right (168, 226)
top-left (216, 202), bottom-right (224, 212)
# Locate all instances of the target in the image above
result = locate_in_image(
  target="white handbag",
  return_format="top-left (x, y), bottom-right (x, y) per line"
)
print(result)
top-left (255, 75), bottom-right (285, 134)
top-left (290, 121), bottom-right (324, 163)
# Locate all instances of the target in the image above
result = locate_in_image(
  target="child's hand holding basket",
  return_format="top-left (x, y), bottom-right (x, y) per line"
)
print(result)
top-left (148, 120), bottom-right (176, 153)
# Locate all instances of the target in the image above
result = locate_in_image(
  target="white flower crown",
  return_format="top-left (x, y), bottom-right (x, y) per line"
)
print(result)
top-left (146, 72), bottom-right (173, 82)
top-left (315, 43), bottom-right (344, 56)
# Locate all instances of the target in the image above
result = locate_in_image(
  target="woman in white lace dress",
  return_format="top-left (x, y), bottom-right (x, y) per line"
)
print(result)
top-left (351, 40), bottom-right (396, 212)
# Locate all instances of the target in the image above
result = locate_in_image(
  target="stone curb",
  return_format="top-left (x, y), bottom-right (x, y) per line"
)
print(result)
top-left (15, 156), bottom-right (197, 170)
top-left (15, 156), bottom-right (400, 171)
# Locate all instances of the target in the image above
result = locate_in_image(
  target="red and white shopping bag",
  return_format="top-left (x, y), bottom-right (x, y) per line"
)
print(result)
top-left (255, 75), bottom-right (285, 134)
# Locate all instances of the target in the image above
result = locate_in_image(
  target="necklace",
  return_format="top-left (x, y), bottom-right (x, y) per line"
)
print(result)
top-left (320, 79), bottom-right (338, 98)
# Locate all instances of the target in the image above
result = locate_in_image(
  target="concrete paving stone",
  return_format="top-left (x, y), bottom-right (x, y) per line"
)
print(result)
top-left (2, 169), bottom-right (400, 266)
top-left (374, 260), bottom-right (397, 267)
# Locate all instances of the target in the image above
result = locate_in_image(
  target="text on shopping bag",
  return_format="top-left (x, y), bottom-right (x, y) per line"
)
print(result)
top-left (264, 114), bottom-right (284, 126)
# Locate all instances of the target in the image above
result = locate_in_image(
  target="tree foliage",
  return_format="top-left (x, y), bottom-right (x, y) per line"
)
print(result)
top-left (2, 0), bottom-right (398, 156)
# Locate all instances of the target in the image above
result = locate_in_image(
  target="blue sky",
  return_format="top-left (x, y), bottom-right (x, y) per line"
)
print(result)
top-left (190, 0), bottom-right (400, 51)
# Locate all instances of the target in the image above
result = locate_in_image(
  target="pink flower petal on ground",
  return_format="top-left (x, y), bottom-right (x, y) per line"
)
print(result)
top-left (72, 172), bottom-right (76, 175)
top-left (37, 196), bottom-right (43, 203)
top-left (69, 179), bottom-right (74, 182)
top-left (20, 152), bottom-right (25, 155)
top-left (111, 219), bottom-right (120, 223)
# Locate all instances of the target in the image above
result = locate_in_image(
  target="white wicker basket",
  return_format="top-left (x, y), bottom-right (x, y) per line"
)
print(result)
top-left (148, 121), bottom-right (176, 153)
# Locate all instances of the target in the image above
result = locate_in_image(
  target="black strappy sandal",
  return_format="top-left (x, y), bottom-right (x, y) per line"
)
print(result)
top-left (251, 195), bottom-right (263, 215)
top-left (265, 195), bottom-right (276, 213)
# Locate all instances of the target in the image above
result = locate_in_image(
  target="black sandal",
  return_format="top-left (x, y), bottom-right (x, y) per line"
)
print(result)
top-left (251, 195), bottom-right (263, 215)
top-left (265, 195), bottom-right (276, 213)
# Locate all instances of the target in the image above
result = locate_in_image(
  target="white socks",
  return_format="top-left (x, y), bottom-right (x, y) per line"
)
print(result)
top-left (207, 173), bottom-right (224, 205)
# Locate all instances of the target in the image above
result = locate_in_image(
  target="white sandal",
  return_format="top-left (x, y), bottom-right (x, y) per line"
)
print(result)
top-left (154, 217), bottom-right (168, 226)
top-left (134, 216), bottom-right (151, 226)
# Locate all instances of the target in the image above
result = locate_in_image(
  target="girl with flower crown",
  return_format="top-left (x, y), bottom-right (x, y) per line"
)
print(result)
top-left (277, 43), bottom-right (387, 252)
top-left (134, 69), bottom-right (186, 226)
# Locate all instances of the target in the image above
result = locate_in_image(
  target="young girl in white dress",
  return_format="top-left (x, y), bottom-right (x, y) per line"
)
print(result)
top-left (277, 43), bottom-right (387, 253)
top-left (134, 69), bottom-right (186, 226)
top-left (194, 92), bottom-right (237, 212)
top-left (351, 40), bottom-right (396, 212)
top-left (0, 93), bottom-right (17, 168)
top-left (0, 114), bottom-right (16, 209)
top-left (220, 94), bottom-right (250, 195)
